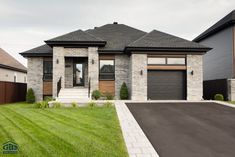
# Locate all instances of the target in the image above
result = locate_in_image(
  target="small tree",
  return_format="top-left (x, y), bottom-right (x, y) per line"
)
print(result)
top-left (214, 94), bottom-right (224, 101)
top-left (120, 82), bottom-right (128, 100)
top-left (26, 88), bottom-right (35, 103)
top-left (92, 90), bottom-right (101, 100)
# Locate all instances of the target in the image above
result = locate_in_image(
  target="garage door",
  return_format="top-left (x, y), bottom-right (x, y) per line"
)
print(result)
top-left (147, 70), bottom-right (186, 100)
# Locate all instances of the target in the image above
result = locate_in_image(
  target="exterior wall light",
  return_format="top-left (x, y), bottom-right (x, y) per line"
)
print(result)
top-left (191, 70), bottom-right (194, 75)
top-left (140, 70), bottom-right (143, 75)
top-left (56, 59), bottom-right (59, 64)
top-left (92, 59), bottom-right (95, 64)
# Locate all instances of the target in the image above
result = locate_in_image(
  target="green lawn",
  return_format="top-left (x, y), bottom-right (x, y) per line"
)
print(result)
top-left (227, 101), bottom-right (235, 105)
top-left (0, 103), bottom-right (128, 157)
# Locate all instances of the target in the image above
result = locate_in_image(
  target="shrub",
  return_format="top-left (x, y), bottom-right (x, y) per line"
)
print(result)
top-left (71, 102), bottom-right (77, 108)
top-left (87, 101), bottom-right (96, 107)
top-left (44, 96), bottom-right (54, 102)
top-left (120, 82), bottom-right (128, 100)
top-left (52, 102), bottom-right (62, 108)
top-left (105, 93), bottom-right (114, 100)
top-left (26, 88), bottom-right (36, 103)
top-left (214, 94), bottom-right (224, 101)
top-left (92, 90), bottom-right (101, 100)
top-left (103, 101), bottom-right (113, 107)
top-left (34, 101), bottom-right (48, 109)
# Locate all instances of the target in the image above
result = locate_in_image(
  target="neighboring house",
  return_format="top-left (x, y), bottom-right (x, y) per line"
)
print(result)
top-left (20, 22), bottom-right (210, 101)
top-left (194, 10), bottom-right (235, 100)
top-left (0, 48), bottom-right (27, 83)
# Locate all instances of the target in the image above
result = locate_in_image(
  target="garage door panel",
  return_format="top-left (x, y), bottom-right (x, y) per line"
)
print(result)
top-left (147, 70), bottom-right (186, 100)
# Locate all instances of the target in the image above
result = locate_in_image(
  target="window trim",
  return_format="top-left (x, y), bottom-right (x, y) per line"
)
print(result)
top-left (43, 60), bottom-right (53, 81)
top-left (99, 59), bottom-right (115, 81)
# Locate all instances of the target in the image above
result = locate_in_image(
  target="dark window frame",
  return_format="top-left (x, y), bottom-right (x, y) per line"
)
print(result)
top-left (43, 60), bottom-right (53, 81)
top-left (99, 59), bottom-right (115, 81)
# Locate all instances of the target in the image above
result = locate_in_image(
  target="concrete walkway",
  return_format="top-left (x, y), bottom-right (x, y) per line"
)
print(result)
top-left (115, 101), bottom-right (159, 157)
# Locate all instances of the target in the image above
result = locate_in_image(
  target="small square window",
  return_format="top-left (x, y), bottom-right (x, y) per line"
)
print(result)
top-left (167, 58), bottom-right (185, 65)
top-left (148, 58), bottom-right (166, 65)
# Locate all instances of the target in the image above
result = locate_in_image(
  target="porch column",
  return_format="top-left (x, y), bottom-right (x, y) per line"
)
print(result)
top-left (88, 47), bottom-right (99, 94)
top-left (53, 47), bottom-right (65, 98)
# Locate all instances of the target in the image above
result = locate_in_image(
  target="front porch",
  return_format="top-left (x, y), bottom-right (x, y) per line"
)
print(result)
top-left (52, 47), bottom-right (99, 101)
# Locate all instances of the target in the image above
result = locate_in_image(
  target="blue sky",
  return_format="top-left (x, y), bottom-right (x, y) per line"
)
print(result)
top-left (0, 0), bottom-right (235, 66)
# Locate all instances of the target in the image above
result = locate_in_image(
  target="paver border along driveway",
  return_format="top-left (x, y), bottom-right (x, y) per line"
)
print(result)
top-left (127, 102), bottom-right (235, 157)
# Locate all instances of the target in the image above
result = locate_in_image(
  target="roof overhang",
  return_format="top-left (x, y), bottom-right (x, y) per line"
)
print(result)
top-left (45, 41), bottom-right (106, 47)
top-left (125, 47), bottom-right (212, 54)
top-left (194, 20), bottom-right (235, 42)
top-left (98, 49), bottom-right (124, 54)
top-left (20, 52), bottom-right (52, 57)
top-left (0, 64), bottom-right (27, 73)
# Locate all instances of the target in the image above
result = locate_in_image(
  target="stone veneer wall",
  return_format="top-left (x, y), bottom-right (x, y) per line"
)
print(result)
top-left (88, 47), bottom-right (99, 93)
top-left (130, 54), bottom-right (147, 100)
top-left (27, 57), bottom-right (43, 101)
top-left (65, 58), bottom-right (73, 88)
top-left (187, 55), bottom-right (203, 100)
top-left (115, 54), bottom-right (130, 99)
top-left (53, 47), bottom-right (65, 97)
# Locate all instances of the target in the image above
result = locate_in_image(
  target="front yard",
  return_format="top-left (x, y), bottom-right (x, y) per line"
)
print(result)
top-left (0, 103), bottom-right (128, 157)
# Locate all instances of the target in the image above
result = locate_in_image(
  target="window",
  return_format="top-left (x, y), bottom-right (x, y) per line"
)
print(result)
top-left (148, 58), bottom-right (166, 65)
top-left (167, 58), bottom-right (185, 65)
top-left (43, 61), bottom-right (53, 80)
top-left (99, 60), bottom-right (115, 80)
top-left (147, 57), bottom-right (186, 65)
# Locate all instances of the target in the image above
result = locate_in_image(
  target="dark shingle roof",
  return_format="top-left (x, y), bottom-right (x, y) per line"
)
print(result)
top-left (128, 30), bottom-right (208, 49)
top-left (86, 24), bottom-right (146, 51)
top-left (20, 44), bottom-right (52, 57)
top-left (0, 48), bottom-right (27, 72)
top-left (46, 29), bottom-right (104, 42)
top-left (194, 10), bottom-right (235, 42)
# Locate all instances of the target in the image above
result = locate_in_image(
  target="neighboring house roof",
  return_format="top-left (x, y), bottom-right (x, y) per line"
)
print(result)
top-left (21, 22), bottom-right (211, 57)
top-left (126, 30), bottom-right (210, 52)
top-left (0, 48), bottom-right (27, 73)
top-left (20, 44), bottom-right (52, 57)
top-left (100, 65), bottom-right (114, 73)
top-left (45, 29), bottom-right (106, 46)
top-left (194, 10), bottom-right (235, 42)
top-left (86, 24), bottom-right (146, 52)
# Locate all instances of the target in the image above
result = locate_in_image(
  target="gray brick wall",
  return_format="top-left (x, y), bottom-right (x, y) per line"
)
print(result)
top-left (27, 57), bottom-right (43, 101)
top-left (187, 55), bottom-right (203, 100)
top-left (88, 47), bottom-right (99, 93)
top-left (130, 54), bottom-right (147, 100)
top-left (115, 54), bottom-right (130, 99)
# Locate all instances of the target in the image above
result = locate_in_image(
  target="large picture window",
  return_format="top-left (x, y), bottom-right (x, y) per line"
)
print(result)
top-left (99, 60), bottom-right (115, 80)
top-left (43, 61), bottom-right (53, 80)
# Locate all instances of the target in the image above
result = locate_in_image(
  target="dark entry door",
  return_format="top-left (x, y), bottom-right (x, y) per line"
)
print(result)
top-left (147, 70), bottom-right (186, 100)
top-left (73, 63), bottom-right (84, 86)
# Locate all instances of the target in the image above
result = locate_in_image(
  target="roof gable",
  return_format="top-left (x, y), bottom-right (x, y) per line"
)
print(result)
top-left (194, 10), bottom-right (235, 42)
top-left (0, 48), bottom-right (27, 72)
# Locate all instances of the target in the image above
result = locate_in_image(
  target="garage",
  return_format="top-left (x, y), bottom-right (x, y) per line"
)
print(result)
top-left (147, 70), bottom-right (186, 100)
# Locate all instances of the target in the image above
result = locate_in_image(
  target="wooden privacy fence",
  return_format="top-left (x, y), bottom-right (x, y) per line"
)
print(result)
top-left (0, 81), bottom-right (27, 104)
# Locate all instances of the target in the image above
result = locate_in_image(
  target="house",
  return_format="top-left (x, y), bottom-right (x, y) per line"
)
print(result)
top-left (0, 48), bottom-right (27, 83)
top-left (20, 22), bottom-right (210, 102)
top-left (193, 10), bottom-right (235, 100)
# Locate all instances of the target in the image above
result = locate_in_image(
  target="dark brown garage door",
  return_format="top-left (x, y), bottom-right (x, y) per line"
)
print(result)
top-left (147, 70), bottom-right (186, 100)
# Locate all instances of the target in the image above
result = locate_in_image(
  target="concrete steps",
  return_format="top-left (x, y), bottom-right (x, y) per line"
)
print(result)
top-left (56, 88), bottom-right (90, 102)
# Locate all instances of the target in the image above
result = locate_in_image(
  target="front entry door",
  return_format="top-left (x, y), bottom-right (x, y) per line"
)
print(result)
top-left (73, 63), bottom-right (84, 86)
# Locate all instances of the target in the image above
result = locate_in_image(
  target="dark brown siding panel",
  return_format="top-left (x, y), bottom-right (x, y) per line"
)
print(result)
top-left (43, 81), bottom-right (52, 95)
top-left (99, 54), bottom-right (115, 60)
top-left (99, 80), bottom-right (115, 96)
top-left (147, 70), bottom-right (186, 100)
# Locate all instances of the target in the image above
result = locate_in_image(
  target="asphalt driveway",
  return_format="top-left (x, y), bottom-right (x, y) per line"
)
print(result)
top-left (127, 102), bottom-right (235, 157)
